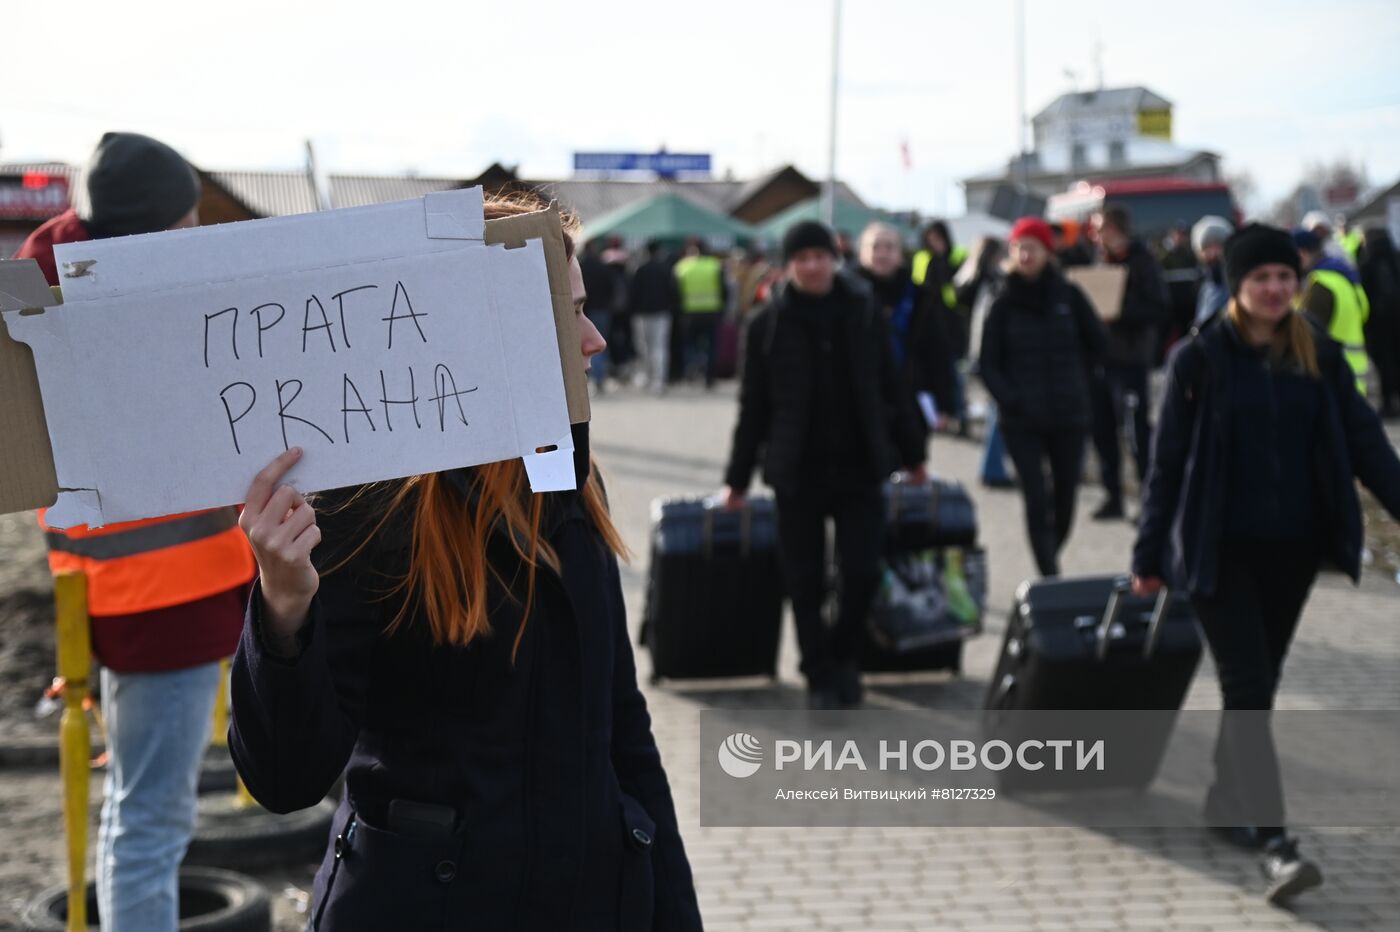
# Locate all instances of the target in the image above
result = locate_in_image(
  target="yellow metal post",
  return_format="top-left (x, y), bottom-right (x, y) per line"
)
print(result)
top-left (210, 657), bottom-right (230, 749)
top-left (54, 572), bottom-right (90, 932)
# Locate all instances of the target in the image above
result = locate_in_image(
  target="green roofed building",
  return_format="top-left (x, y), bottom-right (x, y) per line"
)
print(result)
top-left (583, 192), bottom-right (757, 251)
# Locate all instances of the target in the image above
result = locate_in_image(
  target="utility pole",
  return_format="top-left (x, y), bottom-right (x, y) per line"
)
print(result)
top-left (305, 139), bottom-right (333, 212)
top-left (1014, 0), bottom-right (1029, 201)
top-left (822, 0), bottom-right (842, 228)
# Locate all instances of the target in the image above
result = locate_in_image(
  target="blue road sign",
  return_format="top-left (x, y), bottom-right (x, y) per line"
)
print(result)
top-left (573, 152), bottom-right (712, 177)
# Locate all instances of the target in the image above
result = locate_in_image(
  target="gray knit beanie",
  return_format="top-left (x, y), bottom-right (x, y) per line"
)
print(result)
top-left (1191, 215), bottom-right (1234, 256)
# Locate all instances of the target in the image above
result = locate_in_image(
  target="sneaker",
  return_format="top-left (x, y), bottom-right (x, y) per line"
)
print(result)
top-left (1092, 499), bottom-right (1125, 521)
top-left (1259, 836), bottom-right (1323, 905)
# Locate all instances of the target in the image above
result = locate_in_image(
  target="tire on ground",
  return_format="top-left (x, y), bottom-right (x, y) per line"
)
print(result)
top-left (197, 746), bottom-right (239, 795)
top-left (182, 793), bottom-right (337, 870)
top-left (21, 866), bottom-right (271, 932)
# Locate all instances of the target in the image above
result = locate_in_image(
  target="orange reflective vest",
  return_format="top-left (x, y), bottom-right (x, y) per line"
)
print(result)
top-left (39, 507), bottom-right (255, 617)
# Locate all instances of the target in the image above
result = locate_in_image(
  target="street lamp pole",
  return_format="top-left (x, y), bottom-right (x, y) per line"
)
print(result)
top-left (823, 0), bottom-right (842, 228)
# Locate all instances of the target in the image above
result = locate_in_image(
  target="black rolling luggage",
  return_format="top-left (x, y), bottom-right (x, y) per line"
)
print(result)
top-left (883, 477), bottom-right (978, 550)
top-left (860, 478), bottom-right (984, 674)
top-left (640, 495), bottom-right (783, 682)
top-left (984, 575), bottom-right (1203, 790)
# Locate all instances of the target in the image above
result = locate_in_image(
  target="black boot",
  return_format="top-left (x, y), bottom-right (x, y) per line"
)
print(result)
top-left (1092, 497), bottom-right (1125, 521)
top-left (1259, 836), bottom-right (1323, 905)
top-left (833, 661), bottom-right (864, 708)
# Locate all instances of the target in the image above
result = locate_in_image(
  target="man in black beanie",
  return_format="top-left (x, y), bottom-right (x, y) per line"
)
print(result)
top-left (16, 132), bottom-right (201, 284)
top-left (15, 134), bottom-right (254, 932)
top-left (722, 220), bottom-right (927, 708)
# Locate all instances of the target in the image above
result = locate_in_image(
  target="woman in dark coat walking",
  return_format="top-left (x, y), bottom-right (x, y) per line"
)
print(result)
top-left (1131, 223), bottom-right (1400, 905)
top-left (228, 194), bottom-right (703, 931)
top-left (978, 217), bottom-right (1107, 577)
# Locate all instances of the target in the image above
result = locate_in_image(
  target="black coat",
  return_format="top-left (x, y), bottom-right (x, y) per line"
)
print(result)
top-left (723, 274), bottom-right (927, 494)
top-left (229, 479), bottom-right (702, 931)
top-left (853, 266), bottom-right (959, 420)
top-left (1133, 316), bottom-right (1400, 595)
top-left (1103, 238), bottom-right (1170, 367)
top-left (629, 258), bottom-right (681, 317)
top-left (977, 269), bottom-right (1107, 433)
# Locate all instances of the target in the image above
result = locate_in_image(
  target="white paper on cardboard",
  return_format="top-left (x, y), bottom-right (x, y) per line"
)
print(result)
top-left (8, 189), bottom-right (573, 528)
top-left (522, 434), bottom-right (577, 493)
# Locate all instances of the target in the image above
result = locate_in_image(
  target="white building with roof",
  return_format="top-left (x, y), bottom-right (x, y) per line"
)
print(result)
top-left (962, 85), bottom-right (1221, 217)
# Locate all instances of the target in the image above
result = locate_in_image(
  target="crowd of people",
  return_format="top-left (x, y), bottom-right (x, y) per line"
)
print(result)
top-left (715, 206), bottom-right (1400, 905)
top-left (11, 128), bottom-right (1400, 926)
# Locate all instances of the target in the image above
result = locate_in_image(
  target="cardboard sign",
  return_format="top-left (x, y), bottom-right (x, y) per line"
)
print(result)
top-left (0, 188), bottom-right (584, 527)
top-left (1066, 265), bottom-right (1129, 322)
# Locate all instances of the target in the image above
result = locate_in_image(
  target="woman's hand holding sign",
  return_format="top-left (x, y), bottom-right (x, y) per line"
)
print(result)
top-left (241, 447), bottom-right (321, 650)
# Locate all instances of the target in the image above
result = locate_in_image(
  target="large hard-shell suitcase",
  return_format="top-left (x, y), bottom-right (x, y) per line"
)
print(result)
top-left (984, 575), bottom-right (1203, 790)
top-left (883, 477), bottom-right (978, 550)
top-left (641, 496), bottom-right (783, 682)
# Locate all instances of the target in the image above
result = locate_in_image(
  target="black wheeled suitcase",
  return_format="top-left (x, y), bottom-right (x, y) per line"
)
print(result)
top-left (641, 496), bottom-right (783, 682)
top-left (984, 575), bottom-right (1203, 790)
top-left (860, 478), bottom-right (984, 674)
top-left (883, 477), bottom-right (978, 550)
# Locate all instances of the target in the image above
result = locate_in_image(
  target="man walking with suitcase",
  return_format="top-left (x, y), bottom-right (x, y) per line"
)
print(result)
top-left (722, 221), bottom-right (927, 709)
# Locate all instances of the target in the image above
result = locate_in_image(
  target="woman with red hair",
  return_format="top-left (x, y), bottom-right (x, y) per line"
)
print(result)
top-left (229, 193), bottom-right (702, 931)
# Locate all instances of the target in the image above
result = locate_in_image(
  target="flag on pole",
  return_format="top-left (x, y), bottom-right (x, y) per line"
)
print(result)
top-left (899, 138), bottom-right (912, 171)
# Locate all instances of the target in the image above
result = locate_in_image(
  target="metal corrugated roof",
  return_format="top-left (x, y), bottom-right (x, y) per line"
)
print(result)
top-left (3, 161), bottom-right (869, 223)
top-left (329, 174), bottom-right (463, 209)
top-left (526, 175), bottom-right (866, 224)
top-left (209, 171), bottom-right (465, 217)
top-left (0, 161), bottom-right (81, 181)
top-left (1033, 86), bottom-right (1173, 124)
top-left (525, 178), bottom-right (743, 223)
top-left (207, 171), bottom-right (318, 217)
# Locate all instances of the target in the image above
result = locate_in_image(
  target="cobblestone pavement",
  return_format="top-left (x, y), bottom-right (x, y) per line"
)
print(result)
top-left (2, 381), bottom-right (1397, 931)
top-left (590, 383), bottom-right (1400, 932)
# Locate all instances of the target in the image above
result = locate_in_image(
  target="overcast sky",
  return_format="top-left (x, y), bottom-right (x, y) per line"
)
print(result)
top-left (5, 0), bottom-right (1398, 216)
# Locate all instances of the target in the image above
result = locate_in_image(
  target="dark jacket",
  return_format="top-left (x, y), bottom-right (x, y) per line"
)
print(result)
top-left (854, 265), bottom-right (959, 420)
top-left (1133, 316), bottom-right (1400, 596)
top-left (724, 274), bottom-right (926, 494)
top-left (1103, 238), bottom-right (1169, 367)
top-left (629, 257), bottom-right (681, 317)
top-left (581, 252), bottom-right (623, 314)
top-left (977, 269), bottom-right (1107, 432)
top-left (229, 479), bottom-right (702, 932)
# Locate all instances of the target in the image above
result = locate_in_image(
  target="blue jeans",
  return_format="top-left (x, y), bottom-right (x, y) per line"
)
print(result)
top-left (979, 403), bottom-right (1012, 484)
top-left (97, 662), bottom-right (221, 932)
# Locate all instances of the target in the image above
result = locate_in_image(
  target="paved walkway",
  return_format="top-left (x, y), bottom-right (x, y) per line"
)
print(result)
top-left (2, 382), bottom-right (1396, 931)
top-left (592, 381), bottom-right (1400, 932)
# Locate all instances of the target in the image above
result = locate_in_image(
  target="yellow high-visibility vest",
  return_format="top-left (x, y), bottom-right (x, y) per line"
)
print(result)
top-left (1309, 268), bottom-right (1371, 395)
top-left (674, 255), bottom-right (724, 314)
top-left (912, 246), bottom-right (967, 309)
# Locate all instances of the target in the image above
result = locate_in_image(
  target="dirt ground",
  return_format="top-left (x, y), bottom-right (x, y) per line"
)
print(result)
top-left (0, 513), bottom-right (57, 745)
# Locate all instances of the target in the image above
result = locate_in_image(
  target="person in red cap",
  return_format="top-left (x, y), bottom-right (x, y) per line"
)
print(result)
top-left (978, 217), bottom-right (1107, 576)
